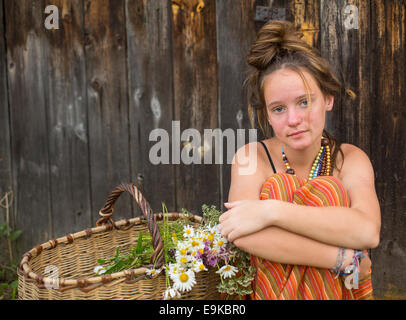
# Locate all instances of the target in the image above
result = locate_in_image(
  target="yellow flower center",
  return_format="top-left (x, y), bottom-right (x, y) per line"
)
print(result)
top-left (180, 257), bottom-right (188, 264)
top-left (208, 234), bottom-right (214, 241)
top-left (186, 229), bottom-right (191, 235)
top-left (179, 273), bottom-right (189, 283)
top-left (180, 249), bottom-right (187, 255)
top-left (225, 266), bottom-right (231, 271)
top-left (218, 240), bottom-right (224, 246)
top-left (192, 240), bottom-right (199, 247)
top-left (199, 264), bottom-right (205, 270)
top-left (198, 249), bottom-right (204, 254)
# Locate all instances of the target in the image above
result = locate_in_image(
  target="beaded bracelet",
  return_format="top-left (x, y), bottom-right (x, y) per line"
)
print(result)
top-left (340, 250), bottom-right (365, 289)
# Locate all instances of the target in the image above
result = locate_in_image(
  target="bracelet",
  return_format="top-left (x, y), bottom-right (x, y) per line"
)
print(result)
top-left (340, 250), bottom-right (365, 290)
top-left (330, 247), bottom-right (346, 277)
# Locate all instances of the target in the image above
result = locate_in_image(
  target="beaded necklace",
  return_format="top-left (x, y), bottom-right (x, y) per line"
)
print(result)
top-left (281, 137), bottom-right (331, 180)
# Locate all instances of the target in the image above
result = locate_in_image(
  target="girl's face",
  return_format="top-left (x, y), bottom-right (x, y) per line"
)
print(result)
top-left (263, 68), bottom-right (334, 150)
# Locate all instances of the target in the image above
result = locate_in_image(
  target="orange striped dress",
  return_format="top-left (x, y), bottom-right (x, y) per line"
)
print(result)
top-left (250, 173), bottom-right (373, 300)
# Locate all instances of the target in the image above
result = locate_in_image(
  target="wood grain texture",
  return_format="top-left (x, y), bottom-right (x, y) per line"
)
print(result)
top-left (368, 0), bottom-right (406, 298)
top-left (172, 0), bottom-right (220, 214)
top-left (4, 0), bottom-right (53, 252)
top-left (216, 0), bottom-right (258, 204)
top-left (320, 0), bottom-right (372, 151)
top-left (83, 0), bottom-right (132, 222)
top-left (0, 0), bottom-right (13, 264)
top-left (0, 0), bottom-right (12, 216)
top-left (126, 0), bottom-right (176, 215)
top-left (42, 0), bottom-right (92, 238)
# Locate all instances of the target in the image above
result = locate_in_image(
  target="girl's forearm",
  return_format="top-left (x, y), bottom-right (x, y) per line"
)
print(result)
top-left (234, 225), bottom-right (353, 270)
top-left (269, 200), bottom-right (378, 250)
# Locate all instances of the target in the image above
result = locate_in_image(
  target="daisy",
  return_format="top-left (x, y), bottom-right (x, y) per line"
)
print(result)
top-left (183, 225), bottom-right (195, 239)
top-left (163, 286), bottom-right (181, 300)
top-left (166, 263), bottom-right (180, 278)
top-left (145, 268), bottom-right (161, 277)
top-left (176, 253), bottom-right (191, 266)
top-left (216, 264), bottom-right (238, 279)
top-left (93, 265), bottom-right (106, 275)
top-left (192, 259), bottom-right (208, 273)
top-left (172, 269), bottom-right (196, 292)
top-left (213, 236), bottom-right (228, 250)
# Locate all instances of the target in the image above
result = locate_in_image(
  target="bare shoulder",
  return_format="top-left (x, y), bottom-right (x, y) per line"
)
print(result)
top-left (338, 143), bottom-right (375, 186)
top-left (229, 141), bottom-right (271, 201)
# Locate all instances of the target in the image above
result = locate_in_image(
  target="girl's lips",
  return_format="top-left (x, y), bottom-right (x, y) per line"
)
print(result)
top-left (288, 130), bottom-right (307, 137)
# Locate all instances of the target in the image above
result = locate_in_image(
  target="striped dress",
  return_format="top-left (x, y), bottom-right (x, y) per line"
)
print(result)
top-left (250, 173), bottom-right (373, 300)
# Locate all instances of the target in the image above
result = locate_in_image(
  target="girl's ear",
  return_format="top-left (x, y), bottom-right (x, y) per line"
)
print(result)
top-left (325, 95), bottom-right (334, 111)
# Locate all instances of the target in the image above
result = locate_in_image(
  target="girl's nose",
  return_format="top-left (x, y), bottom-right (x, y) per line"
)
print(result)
top-left (287, 108), bottom-right (302, 126)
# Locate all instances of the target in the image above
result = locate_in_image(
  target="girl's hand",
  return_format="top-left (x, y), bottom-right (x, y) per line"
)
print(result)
top-left (218, 200), bottom-right (275, 242)
top-left (359, 254), bottom-right (372, 280)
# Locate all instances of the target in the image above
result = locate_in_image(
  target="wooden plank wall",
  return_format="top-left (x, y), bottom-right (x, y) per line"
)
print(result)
top-left (0, 0), bottom-right (405, 298)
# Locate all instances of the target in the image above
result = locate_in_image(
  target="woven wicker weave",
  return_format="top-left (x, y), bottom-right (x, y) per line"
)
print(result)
top-left (17, 183), bottom-right (220, 300)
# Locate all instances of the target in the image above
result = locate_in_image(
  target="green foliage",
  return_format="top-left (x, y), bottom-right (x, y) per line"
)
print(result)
top-left (0, 222), bottom-right (22, 300)
top-left (96, 203), bottom-right (256, 299)
top-left (199, 204), bottom-right (256, 298)
top-left (216, 247), bottom-right (256, 298)
top-left (201, 204), bottom-right (222, 227)
top-left (97, 203), bottom-right (193, 273)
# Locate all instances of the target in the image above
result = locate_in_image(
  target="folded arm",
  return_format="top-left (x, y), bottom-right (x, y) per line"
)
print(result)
top-left (221, 143), bottom-right (381, 250)
top-left (220, 143), bottom-right (379, 271)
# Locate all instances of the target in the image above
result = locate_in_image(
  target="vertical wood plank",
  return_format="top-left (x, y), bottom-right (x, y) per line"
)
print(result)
top-left (4, 0), bottom-right (53, 252)
top-left (0, 0), bottom-right (14, 262)
top-left (369, 0), bottom-right (406, 298)
top-left (126, 0), bottom-right (176, 215)
top-left (0, 0), bottom-right (12, 213)
top-left (292, 0), bottom-right (320, 49)
top-left (216, 0), bottom-right (258, 205)
top-left (84, 0), bottom-right (132, 221)
top-left (172, 0), bottom-right (220, 214)
top-left (43, 0), bottom-right (92, 237)
top-left (320, 0), bottom-right (372, 152)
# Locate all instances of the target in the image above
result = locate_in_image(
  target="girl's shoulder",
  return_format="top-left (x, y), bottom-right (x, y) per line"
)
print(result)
top-left (336, 143), bottom-right (374, 180)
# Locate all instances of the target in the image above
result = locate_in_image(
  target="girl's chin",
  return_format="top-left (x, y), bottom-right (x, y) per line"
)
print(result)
top-left (283, 138), bottom-right (313, 150)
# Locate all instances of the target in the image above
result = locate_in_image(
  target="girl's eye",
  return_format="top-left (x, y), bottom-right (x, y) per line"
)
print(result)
top-left (299, 100), bottom-right (308, 107)
top-left (272, 106), bottom-right (285, 113)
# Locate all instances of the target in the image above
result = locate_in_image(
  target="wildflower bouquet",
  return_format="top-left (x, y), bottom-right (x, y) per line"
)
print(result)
top-left (94, 204), bottom-right (256, 300)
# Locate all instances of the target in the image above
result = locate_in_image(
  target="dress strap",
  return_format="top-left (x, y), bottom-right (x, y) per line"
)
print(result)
top-left (259, 140), bottom-right (276, 174)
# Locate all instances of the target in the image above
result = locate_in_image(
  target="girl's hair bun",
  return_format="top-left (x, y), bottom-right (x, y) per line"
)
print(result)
top-left (247, 20), bottom-right (313, 70)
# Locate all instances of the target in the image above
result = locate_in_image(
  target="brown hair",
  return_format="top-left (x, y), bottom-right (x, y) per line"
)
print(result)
top-left (244, 20), bottom-right (354, 172)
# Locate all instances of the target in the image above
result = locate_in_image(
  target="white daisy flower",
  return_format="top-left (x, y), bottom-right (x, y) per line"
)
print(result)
top-left (145, 268), bottom-right (161, 277)
top-left (183, 225), bottom-right (195, 239)
top-left (163, 286), bottom-right (181, 300)
top-left (172, 269), bottom-right (196, 292)
top-left (213, 236), bottom-right (228, 249)
top-left (216, 264), bottom-right (238, 279)
top-left (192, 259), bottom-right (208, 273)
top-left (166, 263), bottom-right (181, 281)
top-left (93, 265), bottom-right (106, 275)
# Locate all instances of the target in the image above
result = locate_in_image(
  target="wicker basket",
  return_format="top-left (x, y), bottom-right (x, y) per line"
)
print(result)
top-left (17, 183), bottom-right (221, 300)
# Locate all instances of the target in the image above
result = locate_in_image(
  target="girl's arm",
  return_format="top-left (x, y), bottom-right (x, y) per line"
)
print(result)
top-left (221, 142), bottom-right (351, 269)
top-left (220, 144), bottom-right (381, 250)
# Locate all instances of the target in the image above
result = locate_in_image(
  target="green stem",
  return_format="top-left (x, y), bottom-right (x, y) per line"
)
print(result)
top-left (216, 263), bottom-right (224, 284)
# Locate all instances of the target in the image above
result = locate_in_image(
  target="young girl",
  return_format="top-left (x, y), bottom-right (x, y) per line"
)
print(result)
top-left (218, 20), bottom-right (381, 300)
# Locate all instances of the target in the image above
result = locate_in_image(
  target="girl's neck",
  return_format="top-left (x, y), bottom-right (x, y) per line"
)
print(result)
top-left (280, 138), bottom-right (322, 172)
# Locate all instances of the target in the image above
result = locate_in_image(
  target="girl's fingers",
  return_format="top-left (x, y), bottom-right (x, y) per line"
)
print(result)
top-left (224, 201), bottom-right (242, 209)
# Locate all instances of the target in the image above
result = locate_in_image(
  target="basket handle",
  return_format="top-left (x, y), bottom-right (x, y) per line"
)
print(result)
top-left (96, 183), bottom-right (164, 268)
